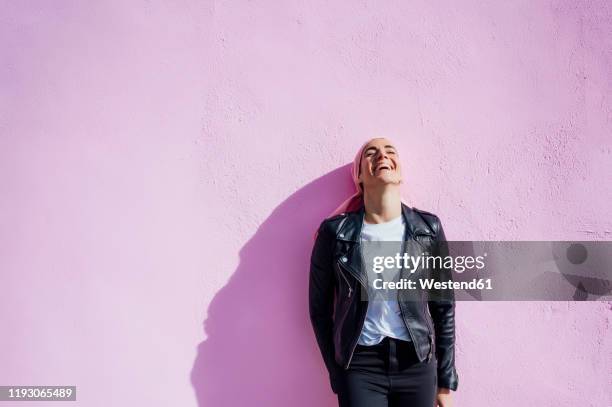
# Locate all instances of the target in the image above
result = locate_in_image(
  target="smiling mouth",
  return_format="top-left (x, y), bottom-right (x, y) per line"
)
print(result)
top-left (375, 164), bottom-right (393, 173)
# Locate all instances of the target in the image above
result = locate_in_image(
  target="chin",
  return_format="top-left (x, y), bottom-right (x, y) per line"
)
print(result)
top-left (377, 176), bottom-right (399, 184)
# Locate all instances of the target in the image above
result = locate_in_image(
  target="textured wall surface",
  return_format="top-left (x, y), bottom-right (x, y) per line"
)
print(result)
top-left (1, 1), bottom-right (611, 406)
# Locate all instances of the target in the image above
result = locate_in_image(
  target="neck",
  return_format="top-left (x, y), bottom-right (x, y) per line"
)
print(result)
top-left (363, 185), bottom-right (402, 224)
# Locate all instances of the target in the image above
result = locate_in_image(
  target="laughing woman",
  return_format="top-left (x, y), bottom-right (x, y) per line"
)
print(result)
top-left (309, 137), bottom-right (458, 407)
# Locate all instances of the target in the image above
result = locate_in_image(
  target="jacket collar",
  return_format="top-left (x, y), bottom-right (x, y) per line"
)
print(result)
top-left (336, 202), bottom-right (434, 242)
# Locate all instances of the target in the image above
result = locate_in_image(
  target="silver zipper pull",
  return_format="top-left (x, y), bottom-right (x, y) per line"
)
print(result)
top-left (337, 261), bottom-right (353, 298)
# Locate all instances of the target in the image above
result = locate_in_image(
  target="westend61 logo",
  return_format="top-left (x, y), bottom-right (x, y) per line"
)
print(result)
top-left (370, 252), bottom-right (491, 292)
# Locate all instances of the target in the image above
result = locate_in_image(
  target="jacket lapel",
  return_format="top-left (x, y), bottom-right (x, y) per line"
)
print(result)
top-left (335, 203), bottom-right (435, 287)
top-left (336, 203), bottom-right (434, 241)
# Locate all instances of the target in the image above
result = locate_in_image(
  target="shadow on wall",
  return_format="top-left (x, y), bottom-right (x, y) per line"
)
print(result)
top-left (190, 165), bottom-right (354, 407)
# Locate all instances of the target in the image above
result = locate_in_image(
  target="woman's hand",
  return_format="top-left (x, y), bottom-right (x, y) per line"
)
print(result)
top-left (435, 387), bottom-right (452, 407)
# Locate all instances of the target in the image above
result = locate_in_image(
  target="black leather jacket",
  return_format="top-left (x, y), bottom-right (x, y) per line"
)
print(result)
top-left (309, 203), bottom-right (458, 393)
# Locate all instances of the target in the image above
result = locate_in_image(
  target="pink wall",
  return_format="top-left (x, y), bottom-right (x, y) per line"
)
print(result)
top-left (1, 1), bottom-right (611, 406)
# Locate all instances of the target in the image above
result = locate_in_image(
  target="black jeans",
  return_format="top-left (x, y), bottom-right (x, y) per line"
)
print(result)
top-left (337, 337), bottom-right (437, 407)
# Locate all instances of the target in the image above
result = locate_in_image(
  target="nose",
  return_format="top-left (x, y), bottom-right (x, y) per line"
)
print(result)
top-left (375, 150), bottom-right (389, 162)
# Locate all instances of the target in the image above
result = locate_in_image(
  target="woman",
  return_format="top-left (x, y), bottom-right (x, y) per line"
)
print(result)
top-left (309, 137), bottom-right (458, 407)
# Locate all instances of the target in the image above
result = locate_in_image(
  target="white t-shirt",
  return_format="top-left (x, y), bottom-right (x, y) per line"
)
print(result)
top-left (357, 214), bottom-right (412, 345)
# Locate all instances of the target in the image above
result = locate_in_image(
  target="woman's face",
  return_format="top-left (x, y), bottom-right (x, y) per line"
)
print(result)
top-left (357, 138), bottom-right (402, 191)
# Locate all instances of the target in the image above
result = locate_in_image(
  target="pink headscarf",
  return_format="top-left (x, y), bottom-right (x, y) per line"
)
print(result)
top-left (327, 139), bottom-right (370, 217)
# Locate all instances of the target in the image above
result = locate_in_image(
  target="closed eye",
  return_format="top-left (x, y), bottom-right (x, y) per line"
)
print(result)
top-left (363, 145), bottom-right (397, 157)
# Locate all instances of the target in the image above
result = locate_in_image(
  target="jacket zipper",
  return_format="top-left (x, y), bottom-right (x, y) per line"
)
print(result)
top-left (418, 235), bottom-right (436, 362)
top-left (424, 302), bottom-right (434, 337)
top-left (336, 263), bottom-right (353, 298)
top-left (397, 239), bottom-right (419, 358)
top-left (424, 301), bottom-right (435, 362)
top-left (338, 259), bottom-right (368, 369)
top-left (411, 234), bottom-right (438, 362)
top-left (345, 294), bottom-right (368, 369)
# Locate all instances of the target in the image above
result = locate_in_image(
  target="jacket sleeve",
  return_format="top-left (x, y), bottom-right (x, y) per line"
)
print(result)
top-left (428, 217), bottom-right (459, 391)
top-left (309, 220), bottom-right (342, 394)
